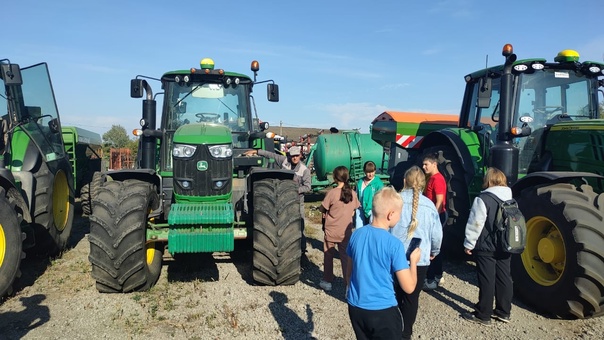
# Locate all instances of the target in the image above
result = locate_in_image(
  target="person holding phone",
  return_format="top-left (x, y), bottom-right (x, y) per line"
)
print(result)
top-left (347, 186), bottom-right (420, 339)
top-left (390, 166), bottom-right (443, 340)
top-left (422, 153), bottom-right (448, 290)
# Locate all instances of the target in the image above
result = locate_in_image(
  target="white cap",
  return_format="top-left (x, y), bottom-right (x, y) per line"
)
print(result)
top-left (288, 146), bottom-right (301, 156)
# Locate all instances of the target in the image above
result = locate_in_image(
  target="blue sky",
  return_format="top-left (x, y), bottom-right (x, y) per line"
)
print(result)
top-left (6, 0), bottom-right (604, 137)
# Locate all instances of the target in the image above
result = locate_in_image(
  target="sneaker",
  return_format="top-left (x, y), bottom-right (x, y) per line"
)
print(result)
top-left (423, 279), bottom-right (438, 291)
top-left (462, 312), bottom-right (491, 326)
top-left (319, 280), bottom-right (332, 292)
top-left (436, 275), bottom-right (444, 285)
top-left (492, 313), bottom-right (511, 323)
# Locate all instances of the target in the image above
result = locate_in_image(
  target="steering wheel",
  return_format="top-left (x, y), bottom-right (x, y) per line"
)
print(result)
top-left (533, 106), bottom-right (564, 116)
top-left (195, 112), bottom-right (221, 123)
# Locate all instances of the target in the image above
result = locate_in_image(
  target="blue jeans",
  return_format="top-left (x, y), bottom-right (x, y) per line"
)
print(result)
top-left (355, 208), bottom-right (369, 229)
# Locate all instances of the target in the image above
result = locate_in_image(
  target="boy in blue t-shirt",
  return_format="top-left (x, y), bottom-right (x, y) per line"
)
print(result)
top-left (346, 186), bottom-right (420, 339)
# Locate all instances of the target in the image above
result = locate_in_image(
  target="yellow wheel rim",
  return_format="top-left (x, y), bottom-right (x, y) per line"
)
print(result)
top-left (0, 224), bottom-right (6, 266)
top-left (521, 216), bottom-right (566, 286)
top-left (146, 242), bottom-right (157, 265)
top-left (52, 169), bottom-right (70, 232)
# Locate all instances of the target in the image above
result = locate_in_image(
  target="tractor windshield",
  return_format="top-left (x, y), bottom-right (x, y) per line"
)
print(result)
top-left (515, 70), bottom-right (596, 173)
top-left (516, 70), bottom-right (594, 127)
top-left (1, 63), bottom-right (65, 162)
top-left (163, 81), bottom-right (253, 133)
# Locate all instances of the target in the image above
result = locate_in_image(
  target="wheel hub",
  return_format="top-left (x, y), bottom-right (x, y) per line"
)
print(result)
top-left (537, 234), bottom-right (564, 264)
top-left (52, 169), bottom-right (70, 231)
top-left (522, 216), bottom-right (566, 286)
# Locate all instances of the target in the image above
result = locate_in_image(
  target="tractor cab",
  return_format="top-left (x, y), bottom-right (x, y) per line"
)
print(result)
top-left (460, 47), bottom-right (604, 179)
top-left (1, 62), bottom-right (66, 167)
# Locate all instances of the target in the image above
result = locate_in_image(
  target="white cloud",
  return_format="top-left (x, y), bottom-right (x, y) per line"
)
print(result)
top-left (380, 83), bottom-right (411, 90)
top-left (321, 102), bottom-right (390, 132)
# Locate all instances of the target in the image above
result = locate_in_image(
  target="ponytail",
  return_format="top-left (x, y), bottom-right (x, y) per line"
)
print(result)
top-left (403, 166), bottom-right (426, 239)
top-left (334, 166), bottom-right (353, 203)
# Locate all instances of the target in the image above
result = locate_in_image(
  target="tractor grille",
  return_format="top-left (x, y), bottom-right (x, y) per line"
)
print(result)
top-left (173, 145), bottom-right (232, 197)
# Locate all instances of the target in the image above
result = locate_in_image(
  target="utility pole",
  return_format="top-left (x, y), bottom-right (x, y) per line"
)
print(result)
top-left (280, 120), bottom-right (283, 136)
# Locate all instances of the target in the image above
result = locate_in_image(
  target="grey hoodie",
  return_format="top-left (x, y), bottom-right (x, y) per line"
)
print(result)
top-left (463, 185), bottom-right (513, 250)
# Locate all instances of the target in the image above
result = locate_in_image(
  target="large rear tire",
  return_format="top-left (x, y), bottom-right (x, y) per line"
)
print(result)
top-left (88, 179), bottom-right (162, 293)
top-left (0, 188), bottom-right (24, 299)
top-left (252, 179), bottom-right (302, 286)
top-left (513, 183), bottom-right (604, 319)
top-left (80, 171), bottom-right (105, 216)
top-left (32, 159), bottom-right (75, 255)
top-left (423, 146), bottom-right (470, 255)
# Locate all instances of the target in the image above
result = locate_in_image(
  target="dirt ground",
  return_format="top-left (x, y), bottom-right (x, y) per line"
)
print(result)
top-left (1, 199), bottom-right (604, 339)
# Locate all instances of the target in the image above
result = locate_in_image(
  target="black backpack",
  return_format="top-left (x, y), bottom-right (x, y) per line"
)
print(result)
top-left (480, 192), bottom-right (527, 254)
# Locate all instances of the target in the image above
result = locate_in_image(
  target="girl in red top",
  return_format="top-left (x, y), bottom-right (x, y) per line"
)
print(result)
top-left (319, 166), bottom-right (360, 292)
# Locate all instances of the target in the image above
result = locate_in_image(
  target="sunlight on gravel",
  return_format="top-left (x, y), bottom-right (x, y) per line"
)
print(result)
top-left (0, 200), bottom-right (602, 339)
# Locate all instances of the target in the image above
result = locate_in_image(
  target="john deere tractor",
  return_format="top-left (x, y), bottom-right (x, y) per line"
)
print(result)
top-left (0, 60), bottom-right (75, 299)
top-left (412, 44), bottom-right (604, 319)
top-left (88, 58), bottom-right (302, 293)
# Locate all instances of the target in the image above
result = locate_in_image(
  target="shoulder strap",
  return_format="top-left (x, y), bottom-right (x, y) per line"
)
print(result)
top-left (480, 191), bottom-right (502, 204)
top-left (479, 191), bottom-right (505, 237)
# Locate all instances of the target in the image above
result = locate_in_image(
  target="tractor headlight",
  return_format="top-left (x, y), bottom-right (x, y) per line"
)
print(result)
top-left (173, 144), bottom-right (197, 158)
top-left (208, 144), bottom-right (233, 158)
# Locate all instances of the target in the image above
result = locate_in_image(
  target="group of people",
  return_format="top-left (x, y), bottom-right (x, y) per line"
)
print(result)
top-left (245, 146), bottom-right (514, 338)
top-left (318, 158), bottom-right (514, 339)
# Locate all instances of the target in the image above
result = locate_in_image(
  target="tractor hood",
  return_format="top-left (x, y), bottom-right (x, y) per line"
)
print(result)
top-left (542, 119), bottom-right (604, 174)
top-left (173, 123), bottom-right (232, 145)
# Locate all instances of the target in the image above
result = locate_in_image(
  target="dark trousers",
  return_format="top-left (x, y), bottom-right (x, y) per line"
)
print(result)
top-left (426, 212), bottom-right (447, 281)
top-left (394, 265), bottom-right (428, 340)
top-left (348, 304), bottom-right (402, 340)
top-left (474, 252), bottom-right (513, 320)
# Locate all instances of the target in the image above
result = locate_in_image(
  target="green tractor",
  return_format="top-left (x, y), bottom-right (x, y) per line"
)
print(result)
top-left (88, 58), bottom-right (302, 293)
top-left (413, 44), bottom-right (604, 319)
top-left (0, 60), bottom-right (75, 299)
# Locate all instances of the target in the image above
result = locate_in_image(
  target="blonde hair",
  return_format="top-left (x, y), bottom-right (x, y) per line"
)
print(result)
top-left (403, 166), bottom-right (426, 239)
top-left (482, 167), bottom-right (508, 189)
top-left (372, 186), bottom-right (402, 218)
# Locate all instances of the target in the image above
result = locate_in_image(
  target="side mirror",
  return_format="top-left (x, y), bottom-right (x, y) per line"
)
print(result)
top-left (48, 118), bottom-right (60, 133)
top-left (267, 83), bottom-right (279, 102)
top-left (177, 100), bottom-right (187, 114)
top-left (1, 63), bottom-right (22, 85)
top-left (477, 77), bottom-right (492, 108)
top-left (517, 124), bottom-right (532, 137)
top-left (131, 79), bottom-right (144, 98)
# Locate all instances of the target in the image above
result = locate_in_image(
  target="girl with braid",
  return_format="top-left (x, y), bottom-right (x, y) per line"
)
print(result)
top-left (319, 166), bottom-right (360, 292)
top-left (390, 166), bottom-right (443, 340)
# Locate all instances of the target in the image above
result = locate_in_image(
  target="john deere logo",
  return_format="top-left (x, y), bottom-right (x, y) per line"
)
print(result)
top-left (197, 161), bottom-right (208, 171)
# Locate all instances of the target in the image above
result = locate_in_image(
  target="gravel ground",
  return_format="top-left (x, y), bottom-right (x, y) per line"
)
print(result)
top-left (1, 200), bottom-right (603, 340)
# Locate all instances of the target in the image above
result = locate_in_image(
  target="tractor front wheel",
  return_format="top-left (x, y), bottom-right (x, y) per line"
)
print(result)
top-left (0, 188), bottom-right (24, 299)
top-left (88, 179), bottom-right (162, 293)
top-left (514, 183), bottom-right (604, 319)
top-left (32, 159), bottom-right (75, 255)
top-left (422, 146), bottom-right (470, 255)
top-left (252, 179), bottom-right (302, 286)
